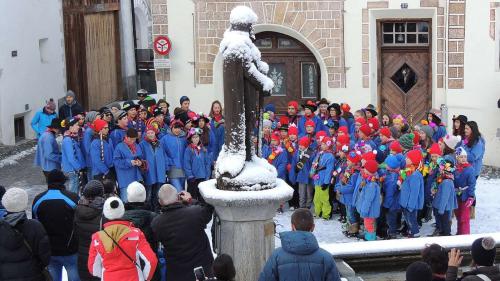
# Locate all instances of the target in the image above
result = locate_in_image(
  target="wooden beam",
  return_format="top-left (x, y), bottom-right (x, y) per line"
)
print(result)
top-left (63, 3), bottom-right (119, 15)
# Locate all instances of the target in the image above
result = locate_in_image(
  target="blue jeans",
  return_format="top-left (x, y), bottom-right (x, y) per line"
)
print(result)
top-left (386, 210), bottom-right (400, 235)
top-left (434, 208), bottom-right (452, 235)
top-left (67, 171), bottom-right (79, 195)
top-left (48, 254), bottom-right (80, 281)
top-left (403, 209), bottom-right (419, 235)
top-left (170, 178), bottom-right (185, 192)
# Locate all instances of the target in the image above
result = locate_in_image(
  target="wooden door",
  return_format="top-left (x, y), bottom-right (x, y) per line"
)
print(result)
top-left (380, 50), bottom-right (431, 125)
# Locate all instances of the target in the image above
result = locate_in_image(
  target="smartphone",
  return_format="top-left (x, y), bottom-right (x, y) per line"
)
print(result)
top-left (193, 266), bottom-right (206, 280)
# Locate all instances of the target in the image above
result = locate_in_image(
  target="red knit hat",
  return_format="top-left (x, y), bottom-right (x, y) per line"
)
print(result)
top-left (341, 103), bottom-right (351, 112)
top-left (279, 116), bottom-right (289, 126)
top-left (380, 127), bottom-right (392, 138)
top-left (362, 151), bottom-right (377, 162)
top-left (337, 135), bottom-right (350, 146)
top-left (93, 119), bottom-right (108, 132)
top-left (368, 118), bottom-right (380, 131)
top-left (305, 120), bottom-right (315, 128)
top-left (364, 160), bottom-right (379, 174)
top-left (315, 131), bottom-right (327, 142)
top-left (271, 133), bottom-right (281, 143)
top-left (338, 126), bottom-right (349, 135)
top-left (355, 117), bottom-right (366, 126)
top-left (406, 149), bottom-right (423, 165)
top-left (412, 130), bottom-right (420, 145)
top-left (389, 140), bottom-right (403, 153)
top-left (298, 136), bottom-right (310, 148)
top-left (321, 136), bottom-right (333, 147)
top-left (288, 101), bottom-right (299, 111)
top-left (428, 143), bottom-right (443, 156)
top-left (347, 151), bottom-right (362, 164)
top-left (288, 125), bottom-right (298, 136)
top-left (359, 124), bottom-right (373, 137)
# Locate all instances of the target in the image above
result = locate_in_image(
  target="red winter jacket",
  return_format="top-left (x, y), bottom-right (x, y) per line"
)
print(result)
top-left (88, 220), bottom-right (158, 281)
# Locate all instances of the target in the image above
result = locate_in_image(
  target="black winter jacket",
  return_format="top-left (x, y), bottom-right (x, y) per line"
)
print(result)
top-left (0, 212), bottom-right (51, 281)
top-left (151, 201), bottom-right (214, 281)
top-left (123, 202), bottom-right (158, 251)
top-left (59, 102), bottom-right (84, 120)
top-left (74, 198), bottom-right (105, 281)
top-left (32, 184), bottom-right (78, 256)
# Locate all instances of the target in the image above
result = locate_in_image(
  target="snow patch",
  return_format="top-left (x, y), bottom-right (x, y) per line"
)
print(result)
top-left (0, 146), bottom-right (36, 168)
top-left (215, 146), bottom-right (246, 177)
top-left (229, 6), bottom-right (258, 25)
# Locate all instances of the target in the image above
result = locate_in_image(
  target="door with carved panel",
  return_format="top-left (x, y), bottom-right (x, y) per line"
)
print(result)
top-left (379, 21), bottom-right (432, 125)
top-left (256, 32), bottom-right (320, 114)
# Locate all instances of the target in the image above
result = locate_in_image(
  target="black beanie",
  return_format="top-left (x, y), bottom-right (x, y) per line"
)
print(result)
top-left (83, 180), bottom-right (104, 199)
top-left (406, 261), bottom-right (432, 281)
top-left (471, 237), bottom-right (496, 266)
top-left (47, 169), bottom-right (67, 185)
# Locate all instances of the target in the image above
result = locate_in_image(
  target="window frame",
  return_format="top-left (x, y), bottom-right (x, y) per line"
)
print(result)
top-left (382, 21), bottom-right (430, 47)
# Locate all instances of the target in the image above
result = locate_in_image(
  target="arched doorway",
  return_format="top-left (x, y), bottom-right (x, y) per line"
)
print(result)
top-left (255, 32), bottom-right (320, 114)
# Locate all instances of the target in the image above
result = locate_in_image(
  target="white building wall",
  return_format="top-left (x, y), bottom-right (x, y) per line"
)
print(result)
top-left (0, 0), bottom-right (66, 145)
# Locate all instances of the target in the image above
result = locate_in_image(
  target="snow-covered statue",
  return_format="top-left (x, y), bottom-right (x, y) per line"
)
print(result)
top-left (216, 6), bottom-right (276, 191)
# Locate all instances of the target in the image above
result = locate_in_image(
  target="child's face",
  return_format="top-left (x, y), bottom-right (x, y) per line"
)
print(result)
top-left (430, 154), bottom-right (439, 163)
top-left (304, 108), bottom-right (312, 116)
top-left (305, 126), bottom-right (314, 134)
top-left (212, 103), bottom-right (221, 115)
top-left (139, 111), bottom-right (147, 120)
top-left (319, 104), bottom-right (328, 114)
top-left (191, 134), bottom-right (200, 145)
top-left (338, 131), bottom-right (345, 137)
top-left (199, 119), bottom-right (206, 128)
top-left (457, 155), bottom-right (467, 164)
top-left (69, 123), bottom-right (80, 133)
top-left (438, 141), bottom-right (445, 151)
top-left (329, 109), bottom-right (337, 118)
top-left (464, 125), bottom-right (472, 137)
top-left (454, 120), bottom-right (461, 130)
top-left (271, 139), bottom-right (279, 146)
top-left (354, 111), bottom-right (361, 119)
top-left (427, 113), bottom-right (433, 123)
top-left (263, 126), bottom-right (271, 135)
top-left (185, 123), bottom-right (192, 130)
top-left (118, 117), bottom-right (128, 127)
top-left (380, 134), bottom-right (388, 143)
top-left (320, 143), bottom-right (328, 151)
top-left (280, 130), bottom-right (288, 139)
top-left (299, 145), bottom-right (306, 151)
top-left (390, 150), bottom-right (396, 155)
top-left (288, 106), bottom-right (296, 115)
top-left (382, 115), bottom-right (390, 125)
top-left (155, 115), bottom-right (164, 123)
top-left (329, 128), bottom-right (336, 136)
top-left (289, 134), bottom-right (297, 142)
top-left (394, 122), bottom-right (402, 130)
top-left (172, 127), bottom-right (181, 136)
top-left (365, 111), bottom-right (373, 119)
top-left (146, 130), bottom-right (156, 140)
top-left (418, 130), bottom-right (426, 140)
top-left (405, 158), bottom-right (412, 166)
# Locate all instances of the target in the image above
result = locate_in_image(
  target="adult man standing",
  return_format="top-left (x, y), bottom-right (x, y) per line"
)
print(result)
top-left (32, 169), bottom-right (80, 281)
top-left (258, 208), bottom-right (341, 281)
top-left (34, 118), bottom-right (62, 180)
top-left (152, 184), bottom-right (214, 281)
top-left (59, 90), bottom-right (84, 120)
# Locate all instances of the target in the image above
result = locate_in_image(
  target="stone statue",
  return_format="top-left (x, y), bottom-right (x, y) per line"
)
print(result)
top-left (215, 6), bottom-right (275, 191)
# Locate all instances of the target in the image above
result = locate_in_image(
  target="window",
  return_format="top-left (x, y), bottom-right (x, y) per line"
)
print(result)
top-left (268, 63), bottom-right (286, 96)
top-left (278, 38), bottom-right (300, 49)
top-left (255, 38), bottom-right (272, 49)
top-left (39, 38), bottom-right (49, 63)
top-left (382, 22), bottom-right (430, 47)
top-left (391, 63), bottom-right (418, 93)
top-left (301, 63), bottom-right (318, 98)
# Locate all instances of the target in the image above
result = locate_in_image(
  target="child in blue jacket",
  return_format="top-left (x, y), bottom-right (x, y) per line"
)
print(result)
top-left (184, 128), bottom-right (211, 202)
top-left (209, 101), bottom-right (225, 163)
top-left (110, 111), bottom-right (128, 148)
top-left (356, 160), bottom-right (381, 241)
top-left (298, 101), bottom-right (321, 137)
top-left (263, 134), bottom-right (288, 181)
top-left (335, 151), bottom-right (361, 231)
top-left (423, 143), bottom-right (443, 226)
top-left (90, 119), bottom-right (114, 180)
top-left (113, 128), bottom-right (144, 202)
top-left (454, 147), bottom-right (477, 235)
top-left (34, 118), bottom-right (62, 179)
top-left (160, 119), bottom-right (187, 192)
top-left (61, 117), bottom-right (86, 195)
top-left (139, 125), bottom-right (167, 209)
top-left (311, 137), bottom-right (335, 220)
top-left (399, 149), bottom-right (425, 237)
top-left (383, 155), bottom-right (402, 239)
top-left (30, 100), bottom-right (57, 139)
top-left (289, 136), bottom-right (315, 209)
top-left (432, 157), bottom-right (458, 236)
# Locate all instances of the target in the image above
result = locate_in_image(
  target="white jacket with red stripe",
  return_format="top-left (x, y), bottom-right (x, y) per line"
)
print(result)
top-left (88, 220), bottom-right (158, 281)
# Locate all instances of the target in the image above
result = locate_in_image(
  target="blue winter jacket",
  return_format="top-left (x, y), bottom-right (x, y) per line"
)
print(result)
top-left (382, 171), bottom-right (401, 211)
top-left (160, 132), bottom-right (187, 171)
top-left (424, 165), bottom-right (439, 203)
top-left (459, 138), bottom-right (485, 177)
top-left (298, 115), bottom-right (322, 137)
top-left (432, 179), bottom-right (458, 215)
top-left (262, 145), bottom-right (288, 180)
top-left (139, 140), bottom-right (167, 185)
top-left (351, 172), bottom-right (364, 207)
top-left (183, 146), bottom-right (211, 180)
top-left (90, 137), bottom-right (114, 177)
top-left (399, 170), bottom-right (425, 211)
top-left (209, 119), bottom-right (225, 162)
top-left (258, 231), bottom-right (341, 281)
top-left (312, 151), bottom-right (335, 186)
top-left (113, 142), bottom-right (143, 189)
top-left (31, 109), bottom-right (57, 138)
top-left (356, 180), bottom-right (381, 218)
top-left (289, 149), bottom-right (314, 185)
top-left (34, 131), bottom-right (61, 171)
top-left (335, 171), bottom-right (359, 207)
top-left (82, 127), bottom-right (94, 168)
top-left (110, 127), bottom-right (126, 148)
top-left (61, 136), bottom-right (86, 173)
top-left (345, 116), bottom-right (355, 136)
top-left (454, 165), bottom-right (477, 202)
top-left (432, 125), bottom-right (447, 143)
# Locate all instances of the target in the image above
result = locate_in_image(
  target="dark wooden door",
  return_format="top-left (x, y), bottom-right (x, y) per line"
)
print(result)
top-left (256, 32), bottom-right (320, 114)
top-left (380, 50), bottom-right (431, 125)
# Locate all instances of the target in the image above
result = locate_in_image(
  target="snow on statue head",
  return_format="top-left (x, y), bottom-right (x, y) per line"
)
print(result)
top-left (215, 6), bottom-right (277, 191)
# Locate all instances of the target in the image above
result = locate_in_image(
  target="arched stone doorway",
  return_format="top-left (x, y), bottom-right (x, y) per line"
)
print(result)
top-left (256, 32), bottom-right (320, 114)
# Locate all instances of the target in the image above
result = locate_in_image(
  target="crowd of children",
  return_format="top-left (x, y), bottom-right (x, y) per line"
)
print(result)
top-left (33, 90), bottom-right (486, 240)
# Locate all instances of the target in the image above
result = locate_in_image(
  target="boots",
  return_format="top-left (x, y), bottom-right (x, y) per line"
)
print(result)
top-left (344, 223), bottom-right (359, 237)
top-left (364, 232), bottom-right (377, 241)
top-left (424, 204), bottom-right (433, 223)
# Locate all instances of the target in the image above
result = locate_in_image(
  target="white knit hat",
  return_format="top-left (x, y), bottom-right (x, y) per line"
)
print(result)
top-left (2, 188), bottom-right (28, 213)
top-left (443, 134), bottom-right (461, 150)
top-left (103, 197), bottom-right (125, 220)
top-left (127, 181), bottom-right (146, 203)
top-left (456, 146), bottom-right (468, 157)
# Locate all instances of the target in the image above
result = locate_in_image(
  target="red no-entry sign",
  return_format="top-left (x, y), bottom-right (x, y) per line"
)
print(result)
top-left (153, 36), bottom-right (172, 56)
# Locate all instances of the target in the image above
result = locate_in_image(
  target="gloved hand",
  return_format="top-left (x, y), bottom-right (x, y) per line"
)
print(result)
top-left (465, 197), bottom-right (475, 208)
top-left (321, 184), bottom-right (329, 190)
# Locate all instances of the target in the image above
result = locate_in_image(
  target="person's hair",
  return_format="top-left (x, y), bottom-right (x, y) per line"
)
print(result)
top-left (421, 244), bottom-right (449, 275)
top-left (102, 179), bottom-right (117, 195)
top-left (157, 99), bottom-right (168, 107)
top-left (443, 143), bottom-right (455, 155)
top-left (158, 184), bottom-right (178, 206)
top-left (212, 254), bottom-right (236, 281)
top-left (465, 121), bottom-right (481, 147)
top-left (291, 208), bottom-right (314, 231)
top-left (354, 109), bottom-right (366, 119)
top-left (209, 100), bottom-right (223, 117)
top-left (453, 120), bottom-right (466, 140)
top-left (126, 128), bottom-right (138, 138)
top-left (382, 114), bottom-right (393, 126)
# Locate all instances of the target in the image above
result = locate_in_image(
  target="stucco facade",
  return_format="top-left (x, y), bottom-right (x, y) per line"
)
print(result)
top-left (151, 0), bottom-right (499, 166)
